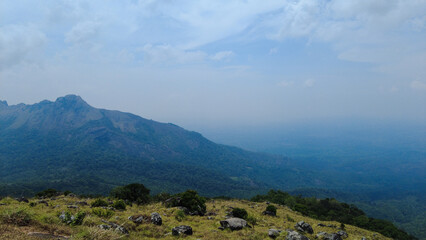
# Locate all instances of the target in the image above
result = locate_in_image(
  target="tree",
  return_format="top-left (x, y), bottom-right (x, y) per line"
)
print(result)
top-left (110, 183), bottom-right (150, 205)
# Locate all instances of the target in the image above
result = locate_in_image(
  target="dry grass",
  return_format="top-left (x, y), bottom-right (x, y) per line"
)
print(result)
top-left (0, 196), bottom-right (391, 240)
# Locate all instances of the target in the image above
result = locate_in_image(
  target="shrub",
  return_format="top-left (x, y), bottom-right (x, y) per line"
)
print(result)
top-left (165, 190), bottom-right (206, 216)
top-left (152, 192), bottom-right (172, 203)
top-left (35, 188), bottom-right (58, 198)
top-left (266, 205), bottom-right (277, 215)
top-left (60, 211), bottom-right (86, 226)
top-left (286, 214), bottom-right (295, 222)
top-left (175, 209), bottom-right (186, 222)
top-left (92, 208), bottom-right (114, 218)
top-left (91, 199), bottom-right (109, 207)
top-left (246, 215), bottom-right (258, 228)
top-left (231, 208), bottom-right (248, 219)
top-left (110, 183), bottom-right (150, 205)
top-left (64, 191), bottom-right (72, 196)
top-left (1, 208), bottom-right (32, 226)
top-left (112, 200), bottom-right (126, 210)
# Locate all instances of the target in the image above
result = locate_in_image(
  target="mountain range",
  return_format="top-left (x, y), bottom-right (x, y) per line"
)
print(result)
top-left (0, 94), bottom-right (312, 197)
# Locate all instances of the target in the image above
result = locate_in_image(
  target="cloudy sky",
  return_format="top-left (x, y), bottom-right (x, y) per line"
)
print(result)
top-left (1, 0), bottom-right (425, 129)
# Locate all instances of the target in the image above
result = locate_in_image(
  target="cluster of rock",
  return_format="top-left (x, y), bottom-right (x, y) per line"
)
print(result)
top-left (172, 225), bottom-right (193, 236)
top-left (128, 212), bottom-right (162, 226)
top-left (99, 220), bottom-right (129, 234)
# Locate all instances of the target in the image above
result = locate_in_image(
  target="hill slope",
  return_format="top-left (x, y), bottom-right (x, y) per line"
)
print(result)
top-left (0, 95), bottom-right (306, 197)
top-left (0, 195), bottom-right (392, 240)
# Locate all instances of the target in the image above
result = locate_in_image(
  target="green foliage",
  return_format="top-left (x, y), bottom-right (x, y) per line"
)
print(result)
top-left (174, 209), bottom-right (186, 222)
top-left (91, 198), bottom-right (108, 207)
top-left (246, 215), bottom-right (257, 228)
top-left (232, 208), bottom-right (248, 219)
top-left (286, 214), bottom-right (295, 222)
top-left (266, 205), bottom-right (277, 215)
top-left (1, 208), bottom-right (32, 226)
top-left (61, 211), bottom-right (86, 226)
top-left (152, 192), bottom-right (172, 203)
top-left (112, 200), bottom-right (126, 210)
top-left (252, 190), bottom-right (417, 240)
top-left (35, 188), bottom-right (58, 198)
top-left (64, 190), bottom-right (72, 196)
top-left (166, 190), bottom-right (206, 216)
top-left (110, 183), bottom-right (150, 205)
top-left (92, 208), bottom-right (114, 218)
top-left (29, 202), bottom-right (37, 207)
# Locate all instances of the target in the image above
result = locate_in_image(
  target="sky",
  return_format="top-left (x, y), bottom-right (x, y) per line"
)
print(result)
top-left (1, 0), bottom-right (426, 130)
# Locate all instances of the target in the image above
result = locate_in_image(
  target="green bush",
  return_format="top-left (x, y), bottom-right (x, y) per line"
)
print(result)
top-left (246, 215), bottom-right (258, 228)
top-left (35, 188), bottom-right (58, 198)
top-left (110, 183), bottom-right (150, 205)
top-left (63, 191), bottom-right (72, 196)
top-left (166, 190), bottom-right (206, 216)
top-left (232, 208), bottom-right (248, 219)
top-left (112, 200), bottom-right (126, 210)
top-left (266, 205), bottom-right (277, 215)
top-left (91, 198), bottom-right (108, 207)
top-left (175, 209), bottom-right (186, 222)
top-left (92, 208), bottom-right (114, 218)
top-left (60, 211), bottom-right (86, 226)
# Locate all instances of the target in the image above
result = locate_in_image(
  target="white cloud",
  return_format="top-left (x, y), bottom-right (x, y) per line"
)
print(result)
top-left (211, 51), bottom-right (234, 61)
top-left (410, 81), bottom-right (426, 91)
top-left (0, 24), bottom-right (46, 70)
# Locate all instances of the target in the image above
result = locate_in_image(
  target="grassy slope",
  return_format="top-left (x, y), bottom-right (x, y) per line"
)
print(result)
top-left (0, 196), bottom-right (390, 240)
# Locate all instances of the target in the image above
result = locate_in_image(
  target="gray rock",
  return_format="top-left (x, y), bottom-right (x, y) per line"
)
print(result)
top-left (151, 212), bottom-right (162, 226)
top-left (269, 229), bottom-right (281, 238)
top-left (295, 221), bottom-right (314, 234)
top-left (316, 232), bottom-right (342, 240)
top-left (287, 230), bottom-right (310, 240)
top-left (101, 220), bottom-right (129, 235)
top-left (99, 224), bottom-right (111, 230)
top-left (263, 210), bottom-right (277, 216)
top-left (128, 215), bottom-right (149, 224)
top-left (172, 225), bottom-right (193, 236)
top-left (336, 231), bottom-right (348, 239)
top-left (220, 217), bottom-right (250, 231)
top-left (317, 223), bottom-right (326, 227)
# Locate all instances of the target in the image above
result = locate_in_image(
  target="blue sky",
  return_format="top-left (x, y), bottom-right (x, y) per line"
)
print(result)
top-left (1, 0), bottom-right (425, 129)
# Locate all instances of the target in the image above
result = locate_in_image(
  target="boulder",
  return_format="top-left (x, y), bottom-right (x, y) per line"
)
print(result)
top-left (269, 229), bottom-right (281, 238)
top-left (287, 230), bottom-right (310, 240)
top-left (99, 224), bottom-right (111, 230)
top-left (172, 225), bottom-right (193, 236)
top-left (220, 217), bottom-right (250, 231)
top-left (315, 232), bottom-right (342, 240)
top-left (336, 231), bottom-right (348, 239)
top-left (263, 210), bottom-right (277, 216)
top-left (295, 221), bottom-right (314, 234)
top-left (128, 215), bottom-right (150, 224)
top-left (101, 220), bottom-right (129, 234)
top-left (151, 212), bottom-right (162, 226)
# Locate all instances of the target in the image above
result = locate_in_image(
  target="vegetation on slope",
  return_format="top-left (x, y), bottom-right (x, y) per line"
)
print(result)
top-left (0, 190), bottom-right (392, 240)
top-left (251, 190), bottom-right (417, 240)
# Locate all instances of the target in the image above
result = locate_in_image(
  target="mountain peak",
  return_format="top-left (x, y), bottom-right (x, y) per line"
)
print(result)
top-left (0, 100), bottom-right (8, 107)
top-left (55, 94), bottom-right (90, 108)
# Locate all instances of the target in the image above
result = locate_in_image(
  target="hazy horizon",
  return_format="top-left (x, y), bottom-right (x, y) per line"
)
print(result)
top-left (1, 0), bottom-right (426, 130)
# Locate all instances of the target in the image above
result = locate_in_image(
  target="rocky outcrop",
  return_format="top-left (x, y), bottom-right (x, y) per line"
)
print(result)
top-left (151, 212), bottom-right (162, 226)
top-left (295, 221), bottom-right (314, 234)
top-left (128, 215), bottom-right (150, 224)
top-left (172, 225), bottom-right (193, 236)
top-left (336, 231), bottom-right (348, 239)
top-left (315, 232), bottom-right (342, 240)
top-left (220, 217), bottom-right (250, 231)
top-left (101, 220), bottom-right (129, 234)
top-left (287, 230), bottom-right (310, 240)
top-left (269, 229), bottom-right (282, 238)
